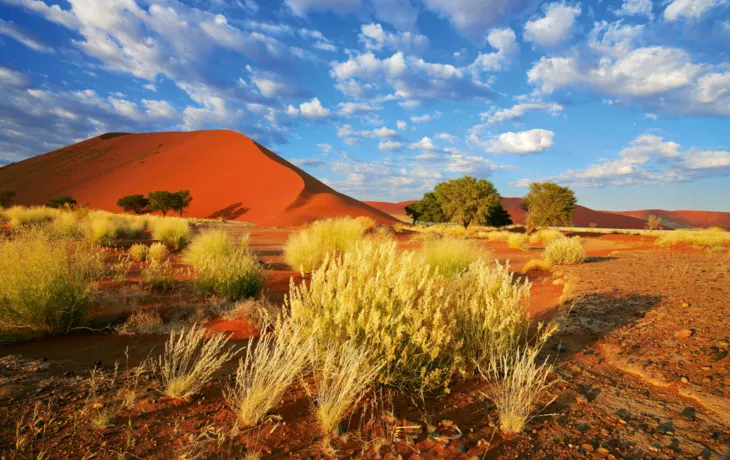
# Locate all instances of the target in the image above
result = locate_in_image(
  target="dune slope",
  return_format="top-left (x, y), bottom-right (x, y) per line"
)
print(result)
top-left (0, 130), bottom-right (395, 226)
top-left (609, 209), bottom-right (730, 229)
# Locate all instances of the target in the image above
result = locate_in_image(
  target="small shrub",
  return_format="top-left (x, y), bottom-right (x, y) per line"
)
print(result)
top-left (4, 206), bottom-right (58, 228)
top-left (312, 341), bottom-right (384, 437)
top-left (225, 321), bottom-right (312, 426)
top-left (183, 230), bottom-right (236, 267)
top-left (507, 233), bottom-right (527, 250)
top-left (110, 255), bottom-right (133, 283)
top-left (542, 237), bottom-right (585, 265)
top-left (655, 228), bottom-right (730, 249)
top-left (51, 212), bottom-right (84, 239)
top-left (419, 238), bottom-right (481, 277)
top-left (147, 242), bottom-right (168, 263)
top-left (86, 216), bottom-right (118, 246)
top-left (46, 195), bottom-right (77, 209)
top-left (528, 229), bottom-right (564, 245)
top-left (645, 215), bottom-right (662, 231)
top-left (116, 310), bottom-right (163, 335)
top-left (150, 217), bottom-right (190, 251)
top-left (481, 345), bottom-right (556, 434)
top-left (129, 243), bottom-right (148, 262)
top-left (142, 261), bottom-right (176, 289)
top-left (0, 228), bottom-right (103, 333)
top-left (221, 298), bottom-right (278, 328)
top-left (284, 217), bottom-right (367, 271)
top-left (522, 258), bottom-right (552, 274)
top-left (158, 325), bottom-right (235, 399)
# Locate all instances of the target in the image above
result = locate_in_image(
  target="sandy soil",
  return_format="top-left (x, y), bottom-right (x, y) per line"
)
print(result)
top-left (1, 228), bottom-right (728, 459)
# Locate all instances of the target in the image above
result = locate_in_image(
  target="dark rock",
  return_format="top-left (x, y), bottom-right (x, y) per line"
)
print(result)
top-left (459, 443), bottom-right (468, 453)
top-left (656, 420), bottom-right (674, 435)
top-left (615, 408), bottom-right (629, 420)
top-left (680, 407), bottom-right (696, 421)
top-left (709, 348), bottom-right (728, 362)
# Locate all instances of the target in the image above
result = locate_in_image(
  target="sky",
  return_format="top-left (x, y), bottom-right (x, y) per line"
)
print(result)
top-left (0, 0), bottom-right (729, 211)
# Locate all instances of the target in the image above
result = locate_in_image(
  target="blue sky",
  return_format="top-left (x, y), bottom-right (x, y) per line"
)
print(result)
top-left (1, 0), bottom-right (729, 210)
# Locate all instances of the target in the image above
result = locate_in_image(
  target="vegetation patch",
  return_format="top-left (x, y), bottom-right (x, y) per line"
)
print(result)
top-left (284, 217), bottom-right (368, 272)
top-left (542, 237), bottom-right (585, 265)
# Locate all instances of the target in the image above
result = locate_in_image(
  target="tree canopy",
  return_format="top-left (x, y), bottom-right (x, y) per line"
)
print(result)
top-left (148, 191), bottom-right (176, 216)
top-left (522, 182), bottom-right (577, 230)
top-left (172, 190), bottom-right (193, 216)
top-left (485, 202), bottom-right (513, 227)
top-left (412, 192), bottom-right (447, 224)
top-left (0, 189), bottom-right (16, 208)
top-left (117, 194), bottom-right (150, 214)
top-left (404, 203), bottom-right (422, 225)
top-left (46, 195), bottom-right (77, 209)
top-left (433, 176), bottom-right (501, 228)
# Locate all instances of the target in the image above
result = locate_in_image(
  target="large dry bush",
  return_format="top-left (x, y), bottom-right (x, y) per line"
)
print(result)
top-left (4, 206), bottom-right (59, 228)
top-left (655, 227), bottom-right (730, 249)
top-left (284, 217), bottom-right (367, 272)
top-left (419, 238), bottom-right (482, 277)
top-left (287, 239), bottom-right (532, 390)
top-left (542, 237), bottom-right (585, 265)
top-left (149, 217), bottom-right (190, 251)
top-left (528, 229), bottom-right (565, 245)
top-left (0, 228), bottom-right (103, 333)
top-left (183, 229), bottom-right (241, 266)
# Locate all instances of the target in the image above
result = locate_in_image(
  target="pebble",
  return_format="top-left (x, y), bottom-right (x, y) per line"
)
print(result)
top-left (674, 329), bottom-right (693, 339)
top-left (440, 419), bottom-right (454, 428)
top-left (581, 443), bottom-right (595, 452)
top-left (576, 394), bottom-right (588, 404)
top-left (680, 407), bottom-right (696, 421)
top-left (656, 421), bottom-right (675, 435)
top-left (598, 447), bottom-right (610, 456)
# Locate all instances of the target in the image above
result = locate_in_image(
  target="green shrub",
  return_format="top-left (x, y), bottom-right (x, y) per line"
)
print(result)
top-left (190, 236), bottom-right (265, 300)
top-left (0, 228), bottom-right (103, 333)
top-left (508, 233), bottom-right (527, 250)
top-left (287, 239), bottom-right (532, 390)
top-left (149, 217), bottom-right (189, 251)
top-left (542, 237), bottom-right (585, 265)
top-left (419, 238), bottom-right (482, 277)
top-left (183, 230), bottom-right (239, 267)
top-left (129, 244), bottom-right (148, 262)
top-left (4, 206), bottom-right (58, 228)
top-left (147, 242), bottom-right (168, 263)
top-left (284, 218), bottom-right (367, 272)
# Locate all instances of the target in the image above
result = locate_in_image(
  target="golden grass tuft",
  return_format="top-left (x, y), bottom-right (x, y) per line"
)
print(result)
top-left (147, 242), bottom-right (168, 263)
top-left (116, 310), bottom-right (164, 335)
top-left (419, 237), bottom-right (483, 277)
top-left (542, 237), bottom-right (585, 265)
top-left (528, 229), bottom-right (565, 245)
top-left (3, 206), bottom-right (59, 228)
top-left (225, 321), bottom-right (312, 426)
top-left (183, 229), bottom-right (242, 267)
top-left (158, 325), bottom-right (235, 399)
top-left (508, 233), bottom-right (528, 250)
top-left (129, 243), bottom-right (148, 262)
top-left (149, 217), bottom-right (190, 251)
top-left (284, 217), bottom-right (368, 272)
top-left (655, 227), bottom-right (730, 249)
top-left (522, 258), bottom-right (553, 274)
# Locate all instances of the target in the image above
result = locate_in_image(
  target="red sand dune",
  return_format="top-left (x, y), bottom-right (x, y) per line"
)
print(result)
top-left (0, 130), bottom-right (396, 226)
top-left (608, 209), bottom-right (730, 229)
top-left (367, 197), bottom-right (653, 230)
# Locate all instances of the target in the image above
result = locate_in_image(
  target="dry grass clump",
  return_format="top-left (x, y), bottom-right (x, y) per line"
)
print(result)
top-left (522, 258), bottom-right (553, 273)
top-left (142, 260), bottom-right (176, 289)
top-left (508, 233), bottom-right (528, 250)
top-left (480, 343), bottom-right (556, 434)
top-left (419, 238), bottom-right (482, 277)
top-left (51, 212), bottom-right (84, 239)
top-left (116, 310), bottom-right (164, 335)
top-left (158, 325), bottom-right (236, 399)
top-left (528, 229), bottom-right (565, 245)
top-left (4, 206), bottom-right (58, 228)
top-left (284, 217), bottom-right (368, 271)
top-left (84, 211), bottom-right (146, 246)
top-left (187, 231), bottom-right (264, 300)
top-left (147, 242), bottom-right (168, 263)
top-left (312, 341), bottom-right (384, 437)
top-left (129, 243), bottom-right (148, 262)
top-left (225, 321), bottom-right (312, 426)
top-left (149, 217), bottom-right (190, 251)
top-left (480, 230), bottom-right (513, 242)
top-left (542, 237), bottom-right (585, 265)
top-left (221, 298), bottom-right (279, 328)
top-left (287, 239), bottom-right (532, 390)
top-left (655, 227), bottom-right (730, 249)
top-left (0, 227), bottom-right (103, 333)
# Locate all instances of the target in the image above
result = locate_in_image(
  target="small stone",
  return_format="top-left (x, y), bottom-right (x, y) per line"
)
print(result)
top-left (458, 443), bottom-right (468, 453)
top-left (680, 377), bottom-right (689, 383)
top-left (581, 443), bottom-right (594, 452)
top-left (440, 419), bottom-right (454, 428)
top-left (615, 408), bottom-right (629, 420)
top-left (597, 447), bottom-right (610, 456)
top-left (674, 329), bottom-right (693, 339)
top-left (680, 407), bottom-right (696, 421)
top-left (709, 348), bottom-right (728, 362)
top-left (576, 394), bottom-right (588, 404)
top-left (657, 421), bottom-right (674, 435)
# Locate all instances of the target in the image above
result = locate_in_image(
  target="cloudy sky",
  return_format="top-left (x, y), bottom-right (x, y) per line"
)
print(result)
top-left (1, 0), bottom-right (729, 210)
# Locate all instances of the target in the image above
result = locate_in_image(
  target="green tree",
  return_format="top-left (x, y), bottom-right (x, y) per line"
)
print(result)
top-left (148, 191), bottom-right (176, 216)
top-left (171, 190), bottom-right (193, 216)
top-left (433, 176), bottom-right (501, 228)
top-left (485, 202), bottom-right (513, 227)
top-left (117, 194), bottom-right (150, 214)
top-left (0, 189), bottom-right (16, 208)
top-left (46, 196), bottom-right (77, 209)
top-left (522, 182), bottom-right (577, 231)
top-left (404, 203), bottom-right (422, 224)
top-left (415, 192), bottom-right (447, 224)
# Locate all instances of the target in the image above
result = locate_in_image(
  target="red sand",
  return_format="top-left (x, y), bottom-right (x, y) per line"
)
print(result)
top-left (0, 130), bottom-right (396, 226)
top-left (367, 197), bottom-right (653, 229)
top-left (609, 209), bottom-right (730, 229)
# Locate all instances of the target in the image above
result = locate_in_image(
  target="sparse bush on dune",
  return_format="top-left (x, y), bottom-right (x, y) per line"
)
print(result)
top-left (0, 227), bottom-right (103, 333)
top-left (4, 206), bottom-right (59, 228)
top-left (51, 211), bottom-right (84, 239)
top-left (183, 230), bottom-right (236, 267)
top-left (655, 227), bottom-right (730, 249)
top-left (420, 238), bottom-right (482, 277)
top-left (142, 260), bottom-right (176, 289)
top-left (83, 212), bottom-right (146, 246)
top-left (86, 215), bottom-right (118, 246)
top-left (522, 258), bottom-right (553, 274)
top-left (284, 217), bottom-right (367, 272)
top-left (528, 229), bottom-right (565, 245)
top-left (147, 242), bottom-right (168, 263)
top-left (149, 217), bottom-right (190, 251)
top-left (287, 239), bottom-right (533, 390)
top-left (116, 309), bottom-right (163, 335)
top-left (129, 243), bottom-right (148, 262)
top-left (508, 233), bottom-right (528, 250)
top-left (542, 237), bottom-right (585, 265)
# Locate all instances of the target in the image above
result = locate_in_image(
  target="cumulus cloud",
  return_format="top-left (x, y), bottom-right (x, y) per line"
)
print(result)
top-left (410, 111), bottom-right (441, 123)
top-left (397, 120), bottom-right (407, 130)
top-left (486, 129), bottom-right (555, 154)
top-left (378, 140), bottom-right (402, 151)
top-left (482, 99), bottom-right (564, 124)
top-left (614, 0), bottom-right (654, 19)
top-left (359, 23), bottom-right (428, 52)
top-left (337, 124), bottom-right (398, 144)
top-left (288, 97), bottom-right (332, 119)
top-left (663, 0), bottom-right (725, 21)
top-left (467, 28), bottom-right (519, 75)
top-left (524, 2), bottom-right (582, 47)
top-left (337, 101), bottom-right (381, 116)
top-left (410, 136), bottom-right (439, 151)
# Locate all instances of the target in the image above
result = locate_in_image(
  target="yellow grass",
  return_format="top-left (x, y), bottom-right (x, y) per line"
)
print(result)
top-left (149, 217), bottom-right (190, 251)
top-left (284, 217), bottom-right (368, 271)
top-left (508, 233), bottom-right (528, 250)
top-left (528, 229), bottom-right (565, 245)
top-left (419, 238), bottom-right (483, 277)
top-left (655, 227), bottom-right (730, 248)
top-left (129, 243), bottom-right (148, 262)
top-left (522, 258), bottom-right (553, 273)
top-left (147, 242), bottom-right (168, 263)
top-left (542, 237), bottom-right (585, 265)
top-left (4, 206), bottom-right (59, 228)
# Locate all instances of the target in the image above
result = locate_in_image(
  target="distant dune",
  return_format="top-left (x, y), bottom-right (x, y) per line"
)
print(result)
top-left (0, 130), bottom-right (396, 226)
top-left (366, 197), bottom-right (654, 230)
top-left (609, 209), bottom-right (730, 229)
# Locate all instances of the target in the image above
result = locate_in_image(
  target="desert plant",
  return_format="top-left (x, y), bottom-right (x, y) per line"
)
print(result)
top-left (142, 260), bottom-right (176, 289)
top-left (192, 245), bottom-right (265, 301)
top-left (147, 242), bottom-right (168, 263)
top-left (312, 341), bottom-right (384, 437)
top-left (172, 190), bottom-right (193, 217)
top-left (645, 214), bottom-right (662, 231)
top-left (485, 202), bottom-right (513, 227)
top-left (410, 192), bottom-right (447, 224)
top-left (150, 217), bottom-right (190, 251)
top-left (0, 189), bottom-right (16, 208)
top-left (284, 217), bottom-right (367, 272)
top-left (183, 230), bottom-right (236, 267)
top-left (46, 195), bottom-right (77, 209)
top-left (4, 206), bottom-right (58, 227)
top-left (129, 243), bottom-right (149, 262)
top-left (655, 227), bottom-right (730, 248)
top-left (528, 229), bottom-right (565, 245)
top-left (158, 325), bottom-right (235, 399)
top-left (221, 298), bottom-right (278, 328)
top-left (522, 258), bottom-right (552, 273)
top-left (111, 255), bottom-right (133, 283)
top-left (522, 182), bottom-right (577, 231)
top-left (404, 203), bottom-right (422, 224)
top-left (508, 233), bottom-right (527, 250)
top-left (0, 228), bottom-right (103, 333)
top-left (51, 211), bottom-right (84, 239)
top-left (225, 321), bottom-right (312, 426)
top-left (481, 344), bottom-right (556, 434)
top-left (148, 191), bottom-right (176, 216)
top-left (117, 194), bottom-right (149, 214)
top-left (116, 310), bottom-right (163, 335)
top-left (434, 176), bottom-right (501, 229)
top-left (419, 237), bottom-right (481, 277)
top-left (86, 215), bottom-right (118, 246)
top-left (542, 237), bottom-right (585, 265)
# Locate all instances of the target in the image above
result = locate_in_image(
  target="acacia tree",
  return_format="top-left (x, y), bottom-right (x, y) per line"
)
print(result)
top-left (645, 214), bottom-right (662, 231)
top-left (148, 191), bottom-right (176, 216)
top-left (434, 176), bottom-right (501, 229)
top-left (404, 203), bottom-right (422, 224)
top-left (46, 196), bottom-right (77, 209)
top-left (117, 194), bottom-right (149, 214)
top-left (172, 190), bottom-right (193, 216)
top-left (0, 189), bottom-right (16, 208)
top-left (414, 192), bottom-right (447, 224)
top-left (485, 202), bottom-right (513, 228)
top-left (522, 182), bottom-right (577, 231)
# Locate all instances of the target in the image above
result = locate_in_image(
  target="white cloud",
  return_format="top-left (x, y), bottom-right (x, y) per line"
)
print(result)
top-left (378, 140), bottom-right (402, 151)
top-left (142, 99), bottom-right (178, 119)
top-left (487, 129), bottom-right (555, 154)
top-left (524, 2), bottom-right (582, 47)
top-left (0, 65), bottom-right (28, 87)
top-left (397, 120), bottom-right (407, 130)
top-left (284, 0), bottom-right (362, 16)
top-left (298, 97), bottom-right (332, 119)
top-left (337, 124), bottom-right (398, 144)
top-left (614, 0), bottom-right (654, 19)
top-left (663, 0), bottom-right (725, 21)
top-left (436, 133), bottom-right (458, 143)
top-left (337, 101), bottom-right (380, 116)
top-left (317, 143), bottom-right (333, 153)
top-left (108, 97), bottom-right (141, 120)
top-left (482, 100), bottom-right (564, 124)
top-left (683, 150), bottom-right (730, 169)
top-left (371, 0), bottom-right (420, 31)
top-left (359, 23), bottom-right (428, 51)
top-left (410, 136), bottom-right (439, 151)
top-left (0, 18), bottom-right (53, 52)
top-left (467, 28), bottom-right (518, 75)
top-left (410, 111), bottom-right (441, 123)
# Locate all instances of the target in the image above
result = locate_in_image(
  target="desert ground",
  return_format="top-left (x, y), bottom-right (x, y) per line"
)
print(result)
top-left (1, 214), bottom-right (728, 459)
